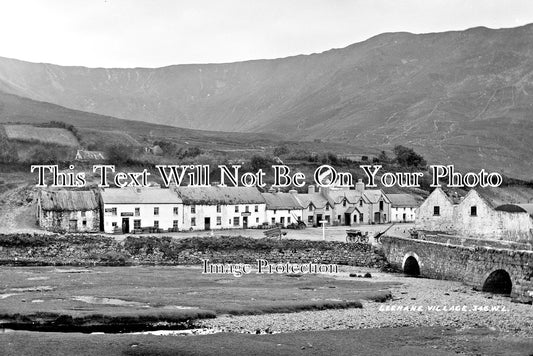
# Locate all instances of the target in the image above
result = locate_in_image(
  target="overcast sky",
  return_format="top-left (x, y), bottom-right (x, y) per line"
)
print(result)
top-left (1, 0), bottom-right (532, 68)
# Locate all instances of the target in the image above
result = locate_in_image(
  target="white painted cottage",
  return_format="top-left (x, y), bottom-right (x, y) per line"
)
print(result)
top-left (100, 187), bottom-right (182, 233)
top-left (388, 193), bottom-right (421, 222)
top-left (173, 186), bottom-right (266, 230)
top-left (261, 190), bottom-right (304, 227)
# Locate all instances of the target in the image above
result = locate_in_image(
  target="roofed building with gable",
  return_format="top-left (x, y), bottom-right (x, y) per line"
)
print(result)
top-left (37, 190), bottom-right (100, 233)
top-left (415, 188), bottom-right (533, 243)
top-left (174, 186), bottom-right (266, 230)
top-left (261, 190), bottom-right (304, 227)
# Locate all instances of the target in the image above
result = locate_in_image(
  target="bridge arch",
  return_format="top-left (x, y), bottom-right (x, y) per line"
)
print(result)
top-left (481, 269), bottom-right (512, 295)
top-left (402, 252), bottom-right (421, 276)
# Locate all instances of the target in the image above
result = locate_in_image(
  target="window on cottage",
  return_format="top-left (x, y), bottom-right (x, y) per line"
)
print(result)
top-left (235, 206), bottom-right (239, 213)
top-left (82, 220), bottom-right (87, 227)
top-left (216, 216), bottom-right (222, 225)
top-left (288, 217), bottom-right (291, 223)
top-left (154, 220), bottom-right (159, 228)
top-left (81, 211), bottom-right (86, 217)
top-left (191, 218), bottom-right (196, 226)
top-left (359, 200), bottom-right (363, 207)
top-left (173, 220), bottom-right (179, 229)
top-left (471, 206), bottom-right (477, 216)
top-left (379, 201), bottom-right (384, 210)
top-left (254, 205), bottom-right (258, 212)
top-left (191, 205), bottom-right (196, 214)
top-left (245, 206), bottom-right (250, 213)
top-left (309, 205), bottom-right (313, 211)
top-left (308, 216), bottom-right (313, 223)
top-left (134, 208), bottom-right (140, 216)
top-left (216, 205), bottom-right (221, 213)
top-left (325, 204), bottom-right (330, 211)
top-left (271, 217), bottom-right (275, 224)
top-left (173, 207), bottom-right (179, 215)
top-left (134, 220), bottom-right (141, 229)
top-left (233, 217), bottom-right (240, 226)
top-left (433, 206), bottom-right (440, 216)
top-left (112, 222), bottom-right (117, 227)
top-left (256, 217), bottom-right (259, 223)
top-left (325, 215), bottom-right (330, 222)
top-left (343, 200), bottom-right (346, 207)
top-left (154, 207), bottom-right (159, 216)
top-left (354, 215), bottom-right (358, 223)
top-left (359, 213), bottom-right (364, 222)
top-left (111, 208), bottom-right (117, 216)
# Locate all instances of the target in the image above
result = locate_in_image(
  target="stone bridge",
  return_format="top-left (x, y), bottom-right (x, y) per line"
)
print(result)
top-left (380, 235), bottom-right (533, 303)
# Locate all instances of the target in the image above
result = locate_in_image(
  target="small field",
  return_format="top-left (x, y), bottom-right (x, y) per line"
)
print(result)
top-left (3, 124), bottom-right (79, 147)
top-left (77, 128), bottom-right (141, 148)
top-left (0, 266), bottom-right (394, 331)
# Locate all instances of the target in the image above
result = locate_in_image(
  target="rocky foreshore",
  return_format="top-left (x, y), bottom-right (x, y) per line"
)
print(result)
top-left (197, 268), bottom-right (533, 338)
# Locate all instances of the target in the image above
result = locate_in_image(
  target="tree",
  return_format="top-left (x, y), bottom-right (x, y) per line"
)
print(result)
top-left (249, 155), bottom-right (274, 171)
top-left (105, 144), bottom-right (132, 165)
top-left (393, 145), bottom-right (426, 168)
top-left (377, 151), bottom-right (390, 164)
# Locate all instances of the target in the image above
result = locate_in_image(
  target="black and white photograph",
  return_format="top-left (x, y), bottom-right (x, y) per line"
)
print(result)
top-left (0, 1), bottom-right (532, 355)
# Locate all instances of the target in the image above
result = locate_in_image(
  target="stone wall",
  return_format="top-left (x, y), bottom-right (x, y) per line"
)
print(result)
top-left (0, 234), bottom-right (387, 269)
top-left (381, 235), bottom-right (533, 303)
top-left (40, 210), bottom-right (100, 233)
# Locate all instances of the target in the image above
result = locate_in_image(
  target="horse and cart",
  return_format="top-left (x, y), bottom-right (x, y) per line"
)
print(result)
top-left (345, 223), bottom-right (396, 244)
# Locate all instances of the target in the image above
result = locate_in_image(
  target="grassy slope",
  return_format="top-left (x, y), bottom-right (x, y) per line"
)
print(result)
top-left (0, 89), bottom-right (371, 155)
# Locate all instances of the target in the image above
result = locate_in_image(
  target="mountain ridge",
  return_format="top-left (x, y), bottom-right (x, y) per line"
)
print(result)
top-left (0, 23), bottom-right (532, 178)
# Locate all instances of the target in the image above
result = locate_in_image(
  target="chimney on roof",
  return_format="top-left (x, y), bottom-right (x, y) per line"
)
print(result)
top-left (268, 186), bottom-right (276, 193)
top-left (355, 179), bottom-right (365, 193)
top-left (308, 185), bottom-right (315, 194)
top-left (289, 189), bottom-right (297, 194)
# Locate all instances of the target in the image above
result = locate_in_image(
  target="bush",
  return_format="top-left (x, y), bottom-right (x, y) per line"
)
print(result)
top-left (105, 144), bottom-right (133, 165)
top-left (273, 146), bottom-right (290, 156)
top-left (95, 251), bottom-right (130, 266)
top-left (248, 155), bottom-right (275, 172)
top-left (393, 145), bottom-right (426, 168)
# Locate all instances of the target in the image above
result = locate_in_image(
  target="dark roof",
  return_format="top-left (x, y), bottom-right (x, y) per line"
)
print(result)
top-left (101, 188), bottom-right (182, 204)
top-left (40, 190), bottom-right (99, 211)
top-left (262, 192), bottom-right (303, 210)
top-left (345, 206), bottom-right (361, 214)
top-left (174, 186), bottom-right (264, 205)
top-left (495, 204), bottom-right (533, 217)
top-left (327, 189), bottom-right (366, 204)
top-left (293, 192), bottom-right (329, 209)
top-left (364, 189), bottom-right (390, 204)
top-left (387, 194), bottom-right (421, 208)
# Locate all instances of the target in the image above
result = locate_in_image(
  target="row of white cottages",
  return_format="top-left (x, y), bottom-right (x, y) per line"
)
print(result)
top-left (36, 180), bottom-right (421, 233)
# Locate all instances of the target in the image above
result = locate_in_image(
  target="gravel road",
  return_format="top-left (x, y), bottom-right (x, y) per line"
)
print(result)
top-left (197, 267), bottom-right (533, 337)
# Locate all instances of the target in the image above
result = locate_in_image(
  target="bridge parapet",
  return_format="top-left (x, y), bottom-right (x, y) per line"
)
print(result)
top-left (380, 235), bottom-right (533, 303)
